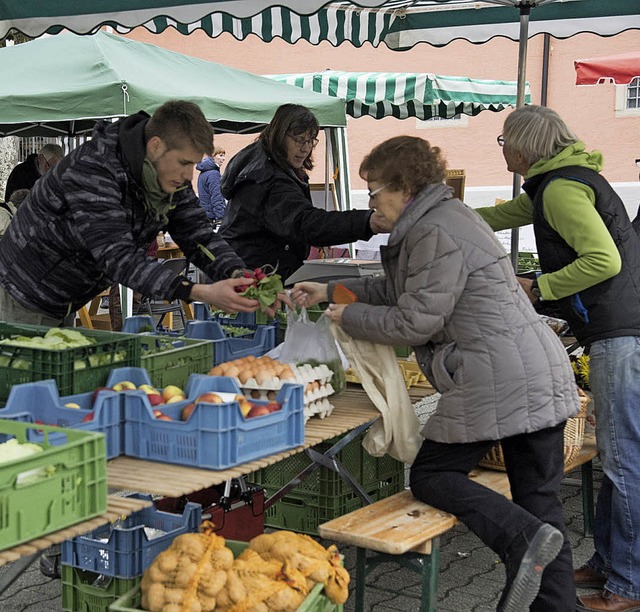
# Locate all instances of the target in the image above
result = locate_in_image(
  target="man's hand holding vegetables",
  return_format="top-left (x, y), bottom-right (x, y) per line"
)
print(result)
top-left (0, 100), bottom-right (285, 326)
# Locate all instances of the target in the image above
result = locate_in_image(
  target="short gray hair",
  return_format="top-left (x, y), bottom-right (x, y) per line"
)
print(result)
top-left (502, 105), bottom-right (579, 167)
top-left (39, 143), bottom-right (64, 162)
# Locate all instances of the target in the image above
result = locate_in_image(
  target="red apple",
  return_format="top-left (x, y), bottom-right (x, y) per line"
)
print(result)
top-left (82, 412), bottom-right (95, 422)
top-left (265, 402), bottom-right (281, 413)
top-left (247, 405), bottom-right (271, 418)
top-left (92, 387), bottom-right (111, 404)
top-left (147, 393), bottom-right (165, 406)
top-left (196, 392), bottom-right (224, 404)
top-left (152, 409), bottom-right (172, 421)
top-left (181, 403), bottom-right (196, 421)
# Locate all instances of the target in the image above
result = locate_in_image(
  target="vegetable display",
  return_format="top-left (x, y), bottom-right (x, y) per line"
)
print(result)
top-left (0, 328), bottom-right (127, 371)
top-left (235, 267), bottom-right (284, 312)
top-left (0, 438), bottom-right (44, 464)
top-left (140, 525), bottom-right (349, 611)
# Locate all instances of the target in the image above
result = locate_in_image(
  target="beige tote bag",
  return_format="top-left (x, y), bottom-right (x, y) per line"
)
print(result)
top-left (331, 324), bottom-right (422, 465)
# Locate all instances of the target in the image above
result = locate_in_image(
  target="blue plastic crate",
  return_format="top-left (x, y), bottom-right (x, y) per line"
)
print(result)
top-left (123, 374), bottom-right (305, 469)
top-left (61, 494), bottom-right (201, 578)
top-left (184, 320), bottom-right (275, 366)
top-left (192, 303), bottom-right (276, 327)
top-left (0, 379), bottom-right (121, 459)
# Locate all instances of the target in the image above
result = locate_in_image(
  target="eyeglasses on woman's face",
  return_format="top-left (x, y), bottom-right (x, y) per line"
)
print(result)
top-left (287, 134), bottom-right (319, 149)
top-left (497, 135), bottom-right (505, 147)
top-left (368, 184), bottom-right (388, 199)
top-left (635, 158), bottom-right (640, 168)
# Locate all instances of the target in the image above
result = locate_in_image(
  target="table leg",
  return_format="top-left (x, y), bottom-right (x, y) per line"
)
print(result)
top-left (355, 547), bottom-right (366, 612)
top-left (421, 537), bottom-right (440, 612)
top-left (581, 460), bottom-right (594, 536)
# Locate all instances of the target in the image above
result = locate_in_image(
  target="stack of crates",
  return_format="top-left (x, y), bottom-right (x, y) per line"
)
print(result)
top-left (60, 494), bottom-right (201, 612)
top-left (248, 432), bottom-right (404, 536)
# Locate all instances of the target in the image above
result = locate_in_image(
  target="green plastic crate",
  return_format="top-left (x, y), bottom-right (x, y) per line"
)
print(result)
top-left (0, 419), bottom-right (108, 551)
top-left (0, 323), bottom-right (140, 403)
top-left (248, 433), bottom-right (405, 499)
top-left (62, 564), bottom-right (141, 612)
top-left (262, 477), bottom-right (403, 536)
top-left (139, 336), bottom-right (214, 389)
top-left (108, 540), bottom-right (343, 612)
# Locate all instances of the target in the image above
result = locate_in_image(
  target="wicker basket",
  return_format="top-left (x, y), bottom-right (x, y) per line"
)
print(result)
top-left (479, 388), bottom-right (589, 472)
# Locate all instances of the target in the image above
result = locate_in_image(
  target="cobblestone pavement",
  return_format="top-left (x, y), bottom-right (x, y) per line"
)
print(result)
top-left (0, 458), bottom-right (602, 612)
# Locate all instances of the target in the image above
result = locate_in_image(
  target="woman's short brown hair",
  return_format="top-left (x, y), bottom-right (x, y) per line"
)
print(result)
top-left (259, 104), bottom-right (319, 172)
top-left (359, 136), bottom-right (447, 196)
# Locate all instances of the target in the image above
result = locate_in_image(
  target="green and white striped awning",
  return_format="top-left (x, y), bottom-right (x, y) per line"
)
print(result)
top-left (1, 1), bottom-right (639, 47)
top-left (267, 71), bottom-right (531, 120)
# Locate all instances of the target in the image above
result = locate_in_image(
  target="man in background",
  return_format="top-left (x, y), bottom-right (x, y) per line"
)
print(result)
top-left (4, 143), bottom-right (64, 201)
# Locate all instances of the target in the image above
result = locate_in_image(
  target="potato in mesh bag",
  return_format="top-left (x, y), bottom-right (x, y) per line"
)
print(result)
top-left (141, 522), bottom-right (233, 612)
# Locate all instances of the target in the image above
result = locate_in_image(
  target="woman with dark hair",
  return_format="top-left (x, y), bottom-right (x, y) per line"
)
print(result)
top-left (292, 135), bottom-right (581, 612)
top-left (219, 104), bottom-right (383, 282)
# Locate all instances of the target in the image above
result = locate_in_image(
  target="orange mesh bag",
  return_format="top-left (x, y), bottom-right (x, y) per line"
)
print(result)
top-left (140, 521), bottom-right (233, 612)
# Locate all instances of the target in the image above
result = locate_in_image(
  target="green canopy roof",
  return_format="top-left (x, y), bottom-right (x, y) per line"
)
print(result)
top-left (267, 70), bottom-right (532, 120)
top-left (0, 31), bottom-right (346, 137)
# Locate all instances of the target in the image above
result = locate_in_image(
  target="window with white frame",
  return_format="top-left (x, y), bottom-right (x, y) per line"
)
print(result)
top-left (627, 77), bottom-right (640, 109)
top-left (615, 78), bottom-right (640, 116)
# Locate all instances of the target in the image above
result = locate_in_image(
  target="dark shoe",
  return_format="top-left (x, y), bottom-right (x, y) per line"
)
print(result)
top-left (498, 523), bottom-right (564, 612)
top-left (576, 590), bottom-right (640, 611)
top-left (39, 544), bottom-right (61, 579)
top-left (575, 564), bottom-right (607, 589)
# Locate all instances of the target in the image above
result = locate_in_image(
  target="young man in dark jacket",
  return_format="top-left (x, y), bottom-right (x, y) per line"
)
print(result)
top-left (0, 100), bottom-right (265, 327)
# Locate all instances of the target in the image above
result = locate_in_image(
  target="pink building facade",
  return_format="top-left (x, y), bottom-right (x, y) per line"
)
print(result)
top-left (125, 27), bottom-right (639, 193)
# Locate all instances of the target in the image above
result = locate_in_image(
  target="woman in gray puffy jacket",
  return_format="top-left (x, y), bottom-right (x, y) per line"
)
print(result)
top-left (291, 136), bottom-right (581, 612)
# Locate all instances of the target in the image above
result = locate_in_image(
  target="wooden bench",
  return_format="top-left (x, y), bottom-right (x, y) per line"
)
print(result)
top-left (318, 434), bottom-right (597, 612)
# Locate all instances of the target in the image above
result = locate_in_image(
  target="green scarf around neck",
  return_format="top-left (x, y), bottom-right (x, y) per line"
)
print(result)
top-left (142, 158), bottom-right (176, 223)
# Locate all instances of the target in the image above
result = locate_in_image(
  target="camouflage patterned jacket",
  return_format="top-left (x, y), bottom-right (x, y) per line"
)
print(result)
top-left (0, 112), bottom-right (244, 319)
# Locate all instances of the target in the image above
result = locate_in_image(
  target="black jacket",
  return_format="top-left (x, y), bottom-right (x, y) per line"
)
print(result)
top-left (526, 166), bottom-right (640, 346)
top-left (4, 153), bottom-right (40, 202)
top-left (220, 141), bottom-right (374, 282)
top-left (0, 112), bottom-right (244, 319)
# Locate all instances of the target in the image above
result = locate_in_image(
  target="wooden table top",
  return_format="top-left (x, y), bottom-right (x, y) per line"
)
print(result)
top-left (0, 494), bottom-right (152, 566)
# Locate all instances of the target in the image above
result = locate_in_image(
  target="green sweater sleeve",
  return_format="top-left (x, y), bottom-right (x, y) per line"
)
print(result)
top-left (536, 178), bottom-right (621, 300)
top-left (475, 193), bottom-right (533, 230)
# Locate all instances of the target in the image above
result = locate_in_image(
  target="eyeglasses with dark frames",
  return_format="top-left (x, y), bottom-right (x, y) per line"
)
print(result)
top-left (288, 134), bottom-right (319, 148)
top-left (497, 135), bottom-right (505, 147)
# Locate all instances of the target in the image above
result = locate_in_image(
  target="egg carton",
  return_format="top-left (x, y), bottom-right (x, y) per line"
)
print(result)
top-left (304, 397), bottom-right (335, 421)
top-left (304, 381), bottom-right (335, 404)
top-left (237, 362), bottom-right (335, 403)
top-left (242, 381), bottom-right (335, 406)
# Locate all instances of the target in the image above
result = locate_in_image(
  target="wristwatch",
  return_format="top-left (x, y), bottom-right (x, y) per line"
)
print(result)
top-left (531, 278), bottom-right (543, 301)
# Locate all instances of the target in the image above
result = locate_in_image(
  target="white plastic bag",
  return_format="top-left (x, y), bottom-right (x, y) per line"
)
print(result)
top-left (269, 308), bottom-right (346, 393)
top-left (331, 324), bottom-right (422, 464)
